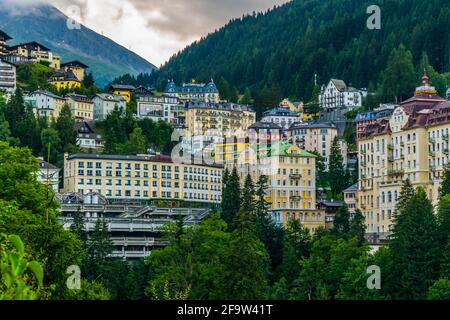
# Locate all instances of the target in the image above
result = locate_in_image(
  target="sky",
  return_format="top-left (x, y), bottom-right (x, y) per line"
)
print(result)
top-left (16, 0), bottom-right (289, 67)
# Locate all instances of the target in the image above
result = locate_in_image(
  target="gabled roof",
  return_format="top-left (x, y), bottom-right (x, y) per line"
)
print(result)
top-left (249, 121), bottom-right (283, 131)
top-left (330, 79), bottom-right (347, 91)
top-left (49, 71), bottom-right (80, 82)
top-left (61, 60), bottom-right (89, 69)
top-left (165, 79), bottom-right (219, 94)
top-left (31, 90), bottom-right (65, 100)
top-left (38, 160), bottom-right (59, 170)
top-left (344, 183), bottom-right (358, 193)
top-left (109, 84), bottom-right (136, 91)
top-left (263, 107), bottom-right (299, 117)
top-left (8, 41), bottom-right (51, 52)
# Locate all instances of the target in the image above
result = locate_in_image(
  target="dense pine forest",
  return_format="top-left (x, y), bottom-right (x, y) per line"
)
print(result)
top-left (151, 0), bottom-right (450, 104)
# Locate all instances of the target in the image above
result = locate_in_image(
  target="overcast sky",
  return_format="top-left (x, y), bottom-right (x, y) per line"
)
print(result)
top-left (28, 0), bottom-right (290, 67)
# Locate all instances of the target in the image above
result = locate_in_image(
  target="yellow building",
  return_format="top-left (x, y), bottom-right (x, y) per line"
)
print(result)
top-left (49, 71), bottom-right (81, 90)
top-left (61, 60), bottom-right (88, 82)
top-left (8, 41), bottom-right (60, 69)
top-left (63, 153), bottom-right (223, 205)
top-left (109, 84), bottom-right (135, 103)
top-left (228, 141), bottom-right (325, 234)
top-left (358, 73), bottom-right (449, 241)
top-left (185, 101), bottom-right (256, 138)
top-left (65, 93), bottom-right (94, 121)
top-left (0, 30), bottom-right (12, 56)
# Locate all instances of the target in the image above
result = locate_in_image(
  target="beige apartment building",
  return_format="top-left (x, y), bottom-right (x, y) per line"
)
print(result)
top-left (63, 153), bottom-right (223, 206)
top-left (185, 101), bottom-right (256, 138)
top-left (358, 73), bottom-right (449, 239)
top-left (286, 122), bottom-right (345, 166)
top-left (229, 141), bottom-right (325, 234)
top-left (65, 93), bottom-right (94, 121)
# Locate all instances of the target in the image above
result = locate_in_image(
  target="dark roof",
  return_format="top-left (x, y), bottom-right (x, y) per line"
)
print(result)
top-left (318, 200), bottom-right (345, 207)
top-left (344, 183), bottom-right (358, 193)
top-left (249, 121), bottom-right (283, 130)
top-left (61, 60), bottom-right (89, 69)
top-left (288, 121), bottom-right (336, 131)
top-left (0, 30), bottom-right (12, 41)
top-left (31, 90), bottom-right (65, 100)
top-left (109, 84), bottom-right (136, 91)
top-left (330, 79), bottom-right (347, 91)
top-left (49, 71), bottom-right (80, 82)
top-left (65, 93), bottom-right (93, 103)
top-left (263, 107), bottom-right (298, 117)
top-left (186, 101), bottom-right (254, 112)
top-left (74, 121), bottom-right (95, 134)
top-left (8, 41), bottom-right (51, 52)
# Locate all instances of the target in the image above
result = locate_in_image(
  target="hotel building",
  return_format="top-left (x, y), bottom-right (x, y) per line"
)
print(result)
top-left (358, 73), bottom-right (450, 240)
top-left (62, 153), bottom-right (223, 206)
top-left (165, 79), bottom-right (220, 103)
top-left (229, 141), bottom-right (325, 234)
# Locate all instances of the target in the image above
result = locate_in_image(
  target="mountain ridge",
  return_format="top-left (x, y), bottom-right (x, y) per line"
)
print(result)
top-left (0, 3), bottom-right (157, 87)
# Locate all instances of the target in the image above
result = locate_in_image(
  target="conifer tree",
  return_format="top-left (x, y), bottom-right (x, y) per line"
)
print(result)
top-left (241, 174), bottom-right (255, 214)
top-left (349, 209), bottom-right (366, 244)
top-left (328, 137), bottom-right (346, 197)
top-left (333, 205), bottom-right (351, 236)
top-left (394, 179), bottom-right (415, 219)
top-left (439, 166), bottom-right (450, 198)
top-left (389, 188), bottom-right (440, 299)
top-left (219, 208), bottom-right (268, 299)
top-left (221, 167), bottom-right (241, 229)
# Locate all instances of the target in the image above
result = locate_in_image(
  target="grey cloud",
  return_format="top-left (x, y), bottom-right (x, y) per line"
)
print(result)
top-left (128, 0), bottom-right (289, 40)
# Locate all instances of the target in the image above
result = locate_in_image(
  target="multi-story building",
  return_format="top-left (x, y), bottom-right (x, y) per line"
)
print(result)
top-left (165, 79), bottom-right (220, 103)
top-left (26, 90), bottom-right (67, 119)
top-left (0, 59), bottom-right (16, 93)
top-left (75, 121), bottom-right (104, 151)
top-left (62, 153), bottom-right (223, 206)
top-left (261, 107), bottom-right (301, 130)
top-left (214, 122), bottom-right (283, 166)
top-left (357, 73), bottom-right (449, 241)
top-left (0, 30), bottom-right (12, 56)
top-left (184, 101), bottom-right (256, 137)
top-left (109, 84), bottom-right (135, 103)
top-left (58, 193), bottom-right (211, 259)
top-left (137, 95), bottom-right (185, 125)
top-left (355, 104), bottom-right (397, 142)
top-left (93, 93), bottom-right (127, 121)
top-left (8, 42), bottom-right (61, 69)
top-left (229, 141), bottom-right (325, 234)
top-left (319, 79), bottom-right (367, 111)
top-left (286, 122), bottom-right (340, 166)
top-left (134, 85), bottom-right (154, 100)
top-left (60, 60), bottom-right (88, 82)
top-left (343, 183), bottom-right (358, 214)
top-left (48, 71), bottom-right (81, 90)
top-left (65, 93), bottom-right (94, 121)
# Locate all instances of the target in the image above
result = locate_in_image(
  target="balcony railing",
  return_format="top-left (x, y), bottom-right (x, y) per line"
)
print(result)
top-left (289, 174), bottom-right (302, 180)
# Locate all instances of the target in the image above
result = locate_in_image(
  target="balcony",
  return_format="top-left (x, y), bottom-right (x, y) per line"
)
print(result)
top-left (444, 148), bottom-right (449, 155)
top-left (290, 195), bottom-right (302, 201)
top-left (289, 173), bottom-right (302, 180)
top-left (387, 156), bottom-right (394, 162)
top-left (400, 141), bottom-right (405, 147)
top-left (444, 134), bottom-right (449, 142)
top-left (429, 137), bottom-right (436, 144)
top-left (388, 169), bottom-right (404, 176)
top-left (430, 165), bottom-right (437, 172)
top-left (429, 150), bottom-right (435, 157)
top-left (387, 144), bottom-right (394, 150)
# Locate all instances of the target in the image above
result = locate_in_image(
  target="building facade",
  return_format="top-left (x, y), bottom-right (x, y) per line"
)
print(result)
top-left (137, 95), bottom-right (184, 125)
top-left (26, 90), bottom-right (67, 119)
top-left (60, 60), bottom-right (88, 82)
top-left (8, 42), bottom-right (61, 69)
top-left (228, 141), bottom-right (325, 234)
top-left (165, 80), bottom-right (220, 103)
top-left (62, 153), bottom-right (223, 206)
top-left (0, 30), bottom-right (12, 56)
top-left (65, 93), bottom-right (94, 121)
top-left (0, 59), bottom-right (16, 93)
top-left (48, 71), bottom-right (81, 90)
top-left (319, 79), bottom-right (367, 111)
top-left (75, 121), bottom-right (104, 151)
top-left (184, 101), bottom-right (256, 138)
top-left (286, 122), bottom-right (340, 166)
top-left (109, 84), bottom-right (135, 103)
top-left (357, 73), bottom-right (449, 240)
top-left (343, 183), bottom-right (358, 214)
top-left (261, 107), bottom-right (301, 130)
top-left (37, 159), bottom-right (60, 192)
top-left (93, 93), bottom-right (127, 121)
